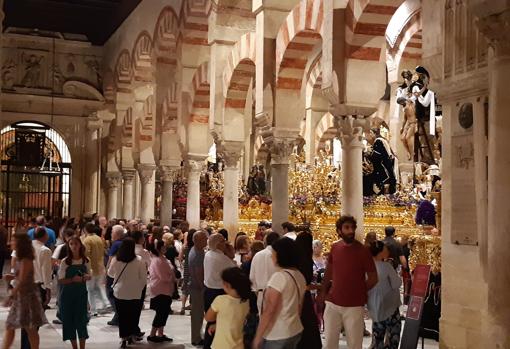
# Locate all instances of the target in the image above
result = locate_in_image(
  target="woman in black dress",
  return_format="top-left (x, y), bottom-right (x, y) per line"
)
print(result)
top-left (295, 231), bottom-right (322, 349)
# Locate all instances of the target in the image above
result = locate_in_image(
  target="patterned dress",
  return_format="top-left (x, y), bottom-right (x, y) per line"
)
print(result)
top-left (6, 264), bottom-right (48, 329)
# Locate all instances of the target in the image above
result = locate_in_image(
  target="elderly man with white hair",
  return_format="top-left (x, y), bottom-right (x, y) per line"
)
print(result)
top-left (106, 224), bottom-right (125, 326)
top-left (202, 233), bottom-right (236, 349)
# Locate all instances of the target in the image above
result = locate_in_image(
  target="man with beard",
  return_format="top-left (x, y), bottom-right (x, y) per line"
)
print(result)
top-left (318, 215), bottom-right (378, 349)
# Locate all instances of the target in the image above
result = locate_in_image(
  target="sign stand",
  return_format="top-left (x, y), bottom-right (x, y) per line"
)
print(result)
top-left (400, 264), bottom-right (431, 349)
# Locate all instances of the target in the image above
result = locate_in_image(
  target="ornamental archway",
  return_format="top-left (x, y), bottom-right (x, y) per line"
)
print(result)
top-left (0, 121), bottom-right (72, 229)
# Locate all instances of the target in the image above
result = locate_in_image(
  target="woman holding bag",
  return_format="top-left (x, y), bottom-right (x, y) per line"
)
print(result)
top-left (107, 238), bottom-right (147, 348)
top-left (367, 241), bottom-right (402, 349)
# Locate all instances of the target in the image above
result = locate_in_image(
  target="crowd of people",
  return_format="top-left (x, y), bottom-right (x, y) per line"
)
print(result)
top-left (0, 214), bottom-right (412, 349)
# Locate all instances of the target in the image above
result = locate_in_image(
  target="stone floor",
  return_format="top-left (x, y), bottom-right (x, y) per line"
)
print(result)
top-left (0, 260), bottom-right (439, 349)
top-left (0, 296), bottom-right (440, 349)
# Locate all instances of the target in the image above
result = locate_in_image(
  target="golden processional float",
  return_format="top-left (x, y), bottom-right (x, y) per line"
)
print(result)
top-left (203, 150), bottom-right (441, 272)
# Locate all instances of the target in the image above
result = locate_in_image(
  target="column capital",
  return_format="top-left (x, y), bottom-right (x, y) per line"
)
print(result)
top-left (477, 9), bottom-right (510, 57)
top-left (187, 159), bottom-right (205, 173)
top-left (336, 115), bottom-right (368, 150)
top-left (270, 138), bottom-right (295, 165)
top-left (219, 141), bottom-right (244, 169)
top-left (159, 165), bottom-right (180, 182)
top-left (137, 164), bottom-right (156, 185)
top-left (87, 114), bottom-right (103, 132)
top-left (106, 172), bottom-right (122, 189)
top-left (121, 168), bottom-right (137, 182)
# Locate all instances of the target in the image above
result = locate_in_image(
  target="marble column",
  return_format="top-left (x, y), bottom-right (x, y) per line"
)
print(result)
top-left (222, 143), bottom-right (243, 241)
top-left (106, 172), bottom-right (121, 219)
top-left (85, 116), bottom-right (102, 213)
top-left (159, 166), bottom-right (179, 227)
top-left (186, 159), bottom-right (204, 230)
top-left (478, 11), bottom-right (510, 347)
top-left (270, 139), bottom-right (294, 235)
top-left (339, 116), bottom-right (365, 241)
top-left (137, 164), bottom-right (156, 224)
top-left (121, 169), bottom-right (136, 219)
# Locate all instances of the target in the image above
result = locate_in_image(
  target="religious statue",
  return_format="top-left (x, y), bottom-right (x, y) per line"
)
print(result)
top-left (21, 53), bottom-right (44, 88)
top-left (255, 165), bottom-right (266, 195)
top-left (397, 70), bottom-right (417, 161)
top-left (247, 165), bottom-right (258, 196)
top-left (363, 128), bottom-right (397, 196)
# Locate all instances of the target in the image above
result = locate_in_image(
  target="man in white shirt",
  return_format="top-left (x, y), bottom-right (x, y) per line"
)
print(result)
top-left (249, 232), bottom-right (280, 312)
top-left (203, 233), bottom-right (236, 349)
top-left (33, 227), bottom-right (52, 307)
top-left (282, 222), bottom-right (297, 240)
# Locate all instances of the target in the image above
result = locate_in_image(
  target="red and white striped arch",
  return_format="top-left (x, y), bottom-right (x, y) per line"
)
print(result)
top-left (162, 83), bottom-right (179, 133)
top-left (346, 0), bottom-right (403, 61)
top-left (189, 62), bottom-right (210, 124)
top-left (385, 0), bottom-right (422, 82)
top-left (139, 95), bottom-right (154, 142)
top-left (122, 108), bottom-right (134, 147)
top-left (132, 31), bottom-right (154, 83)
top-left (223, 33), bottom-right (256, 119)
top-left (180, 0), bottom-right (210, 47)
top-left (115, 49), bottom-right (132, 87)
top-left (275, 0), bottom-right (324, 91)
top-left (153, 6), bottom-right (179, 64)
top-left (314, 112), bottom-right (337, 152)
top-left (253, 135), bottom-right (270, 165)
top-left (305, 56), bottom-right (323, 107)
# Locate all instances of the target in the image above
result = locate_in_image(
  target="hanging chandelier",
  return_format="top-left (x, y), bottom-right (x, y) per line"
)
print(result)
top-left (40, 37), bottom-right (62, 175)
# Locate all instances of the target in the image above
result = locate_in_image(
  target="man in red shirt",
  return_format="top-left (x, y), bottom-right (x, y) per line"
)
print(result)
top-left (318, 215), bottom-right (378, 349)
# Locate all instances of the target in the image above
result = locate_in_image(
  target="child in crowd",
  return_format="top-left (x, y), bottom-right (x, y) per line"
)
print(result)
top-left (58, 237), bottom-right (91, 349)
top-left (147, 238), bottom-right (175, 343)
top-left (204, 267), bottom-right (251, 349)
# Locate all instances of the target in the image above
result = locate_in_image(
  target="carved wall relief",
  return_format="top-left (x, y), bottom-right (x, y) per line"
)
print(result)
top-left (20, 51), bottom-right (47, 88)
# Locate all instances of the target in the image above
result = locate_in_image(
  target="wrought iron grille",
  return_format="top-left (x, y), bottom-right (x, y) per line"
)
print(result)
top-left (0, 122), bottom-right (71, 229)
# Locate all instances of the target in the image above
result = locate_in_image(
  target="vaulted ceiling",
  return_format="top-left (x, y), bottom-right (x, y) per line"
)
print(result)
top-left (3, 0), bottom-right (142, 45)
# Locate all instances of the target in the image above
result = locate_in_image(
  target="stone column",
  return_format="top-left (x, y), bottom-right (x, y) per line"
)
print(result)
top-left (270, 139), bottom-right (294, 235)
top-left (106, 172), bottom-right (121, 219)
top-left (121, 169), bottom-right (136, 219)
top-left (221, 142), bottom-right (243, 241)
top-left (186, 159), bottom-right (204, 230)
top-left (477, 10), bottom-right (510, 347)
top-left (137, 164), bottom-right (156, 224)
top-left (159, 165), bottom-right (179, 227)
top-left (338, 116), bottom-right (366, 240)
top-left (85, 116), bottom-right (102, 213)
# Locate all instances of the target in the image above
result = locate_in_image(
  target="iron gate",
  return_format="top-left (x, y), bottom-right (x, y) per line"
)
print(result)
top-left (1, 122), bottom-right (71, 229)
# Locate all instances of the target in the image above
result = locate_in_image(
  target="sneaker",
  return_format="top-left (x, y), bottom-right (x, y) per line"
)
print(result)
top-left (159, 335), bottom-right (173, 342)
top-left (147, 336), bottom-right (165, 343)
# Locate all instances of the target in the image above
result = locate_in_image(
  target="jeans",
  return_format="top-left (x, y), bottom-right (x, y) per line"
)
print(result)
top-left (190, 288), bottom-right (205, 343)
top-left (203, 287), bottom-right (225, 349)
top-left (323, 302), bottom-right (364, 349)
top-left (105, 276), bottom-right (118, 324)
top-left (262, 333), bottom-right (302, 349)
top-left (86, 274), bottom-right (109, 313)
